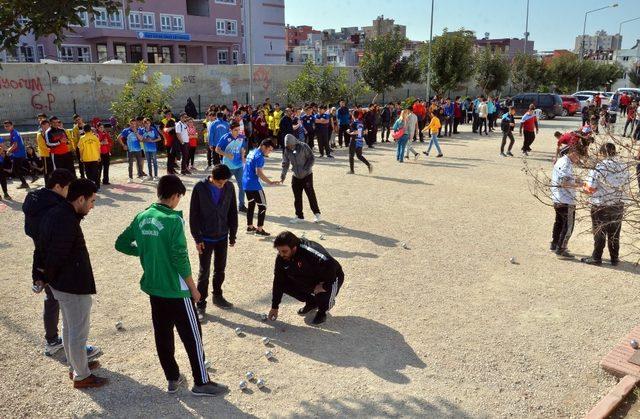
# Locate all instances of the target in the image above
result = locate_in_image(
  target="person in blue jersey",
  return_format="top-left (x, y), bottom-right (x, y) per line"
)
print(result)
top-left (208, 112), bottom-right (229, 166)
top-left (336, 100), bottom-right (351, 147)
top-left (118, 118), bottom-right (145, 183)
top-left (346, 110), bottom-right (372, 174)
top-left (500, 107), bottom-right (516, 157)
top-left (215, 121), bottom-right (248, 212)
top-left (314, 105), bottom-right (333, 158)
top-left (301, 106), bottom-right (316, 150)
top-left (3, 120), bottom-right (30, 189)
top-left (242, 139), bottom-right (280, 237)
top-left (138, 118), bottom-right (163, 180)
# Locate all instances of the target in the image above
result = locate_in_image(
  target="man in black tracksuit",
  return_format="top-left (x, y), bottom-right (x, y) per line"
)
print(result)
top-left (189, 165), bottom-right (238, 320)
top-left (268, 231), bottom-right (344, 325)
top-left (22, 168), bottom-right (75, 355)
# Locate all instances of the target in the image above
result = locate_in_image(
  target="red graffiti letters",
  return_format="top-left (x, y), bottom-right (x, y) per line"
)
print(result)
top-left (0, 77), bottom-right (43, 92)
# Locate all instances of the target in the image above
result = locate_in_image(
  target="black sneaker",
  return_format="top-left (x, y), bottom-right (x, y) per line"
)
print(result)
top-left (255, 229), bottom-right (270, 237)
top-left (611, 259), bottom-right (620, 266)
top-left (327, 155), bottom-right (335, 159)
top-left (191, 381), bottom-right (228, 397)
top-left (549, 243), bottom-right (557, 252)
top-left (168, 374), bottom-right (186, 393)
top-left (212, 295), bottom-right (233, 308)
top-left (239, 205), bottom-right (248, 213)
top-left (297, 301), bottom-right (318, 315)
top-left (368, 163), bottom-right (373, 174)
top-left (246, 226), bottom-right (256, 234)
top-left (506, 151), bottom-right (514, 157)
top-left (555, 249), bottom-right (575, 259)
top-left (580, 257), bottom-right (602, 265)
top-left (196, 307), bottom-right (206, 322)
top-left (436, 154), bottom-right (443, 158)
top-left (422, 151), bottom-right (429, 156)
top-left (17, 184), bottom-right (29, 189)
top-left (312, 311), bottom-right (327, 325)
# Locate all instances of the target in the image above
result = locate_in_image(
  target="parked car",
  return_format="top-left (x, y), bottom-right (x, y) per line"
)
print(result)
top-left (573, 90), bottom-right (610, 106)
top-left (510, 93), bottom-right (563, 119)
top-left (573, 94), bottom-right (593, 109)
top-left (560, 95), bottom-right (581, 116)
top-left (608, 88), bottom-right (640, 114)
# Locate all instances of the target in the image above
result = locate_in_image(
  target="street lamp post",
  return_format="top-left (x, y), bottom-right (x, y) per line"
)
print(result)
top-left (618, 17), bottom-right (640, 88)
top-left (577, 3), bottom-right (618, 91)
top-left (524, 0), bottom-right (530, 55)
top-left (426, 0), bottom-right (434, 100)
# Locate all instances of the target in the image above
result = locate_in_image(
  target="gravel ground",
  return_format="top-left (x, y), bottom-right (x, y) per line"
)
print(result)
top-left (0, 117), bottom-right (637, 418)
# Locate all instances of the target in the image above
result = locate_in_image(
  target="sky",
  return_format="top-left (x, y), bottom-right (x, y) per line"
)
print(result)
top-left (284, 0), bottom-right (640, 52)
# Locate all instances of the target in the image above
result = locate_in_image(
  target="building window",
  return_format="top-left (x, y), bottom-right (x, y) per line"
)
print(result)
top-left (114, 44), bottom-right (127, 62)
top-left (216, 19), bottom-right (237, 36)
top-left (58, 46), bottom-right (74, 62)
top-left (96, 44), bottom-right (108, 62)
top-left (130, 45), bottom-right (142, 63)
top-left (217, 49), bottom-right (228, 64)
top-left (161, 46), bottom-right (172, 63)
top-left (37, 45), bottom-right (45, 60)
top-left (70, 11), bottom-right (89, 27)
top-left (215, 0), bottom-right (236, 4)
top-left (160, 14), bottom-right (184, 32)
top-left (178, 46), bottom-right (187, 63)
top-left (129, 12), bottom-right (155, 30)
top-left (186, 0), bottom-right (209, 17)
top-left (142, 13), bottom-right (155, 30)
top-left (128, 12), bottom-right (141, 29)
top-left (94, 7), bottom-right (123, 28)
top-left (76, 46), bottom-right (91, 62)
top-left (232, 50), bottom-right (238, 64)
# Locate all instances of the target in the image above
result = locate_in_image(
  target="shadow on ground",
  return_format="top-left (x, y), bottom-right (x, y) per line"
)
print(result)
top-left (210, 307), bottom-right (426, 384)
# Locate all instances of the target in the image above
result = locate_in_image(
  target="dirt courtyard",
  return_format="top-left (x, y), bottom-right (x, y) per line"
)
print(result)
top-left (1, 117), bottom-right (638, 418)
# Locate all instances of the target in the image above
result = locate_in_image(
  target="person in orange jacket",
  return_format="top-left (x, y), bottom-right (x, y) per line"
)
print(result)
top-left (422, 108), bottom-right (443, 157)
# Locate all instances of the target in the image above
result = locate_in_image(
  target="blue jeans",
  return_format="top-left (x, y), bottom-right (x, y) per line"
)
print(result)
top-left (145, 151), bottom-right (158, 177)
top-left (229, 166), bottom-right (245, 207)
top-left (396, 136), bottom-right (409, 161)
top-left (427, 134), bottom-right (442, 155)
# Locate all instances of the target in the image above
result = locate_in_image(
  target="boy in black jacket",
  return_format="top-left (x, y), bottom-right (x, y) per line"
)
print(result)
top-left (268, 231), bottom-right (344, 325)
top-left (189, 165), bottom-right (238, 320)
top-left (38, 179), bottom-right (107, 388)
top-left (23, 169), bottom-right (76, 356)
top-left (500, 106), bottom-right (516, 157)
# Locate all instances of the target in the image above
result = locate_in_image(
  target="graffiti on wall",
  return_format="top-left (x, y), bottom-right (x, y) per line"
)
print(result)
top-left (0, 76), bottom-right (55, 112)
top-left (252, 66), bottom-right (271, 93)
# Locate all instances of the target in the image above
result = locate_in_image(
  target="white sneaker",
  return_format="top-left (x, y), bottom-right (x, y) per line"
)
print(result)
top-left (127, 178), bottom-right (133, 183)
top-left (313, 214), bottom-right (321, 223)
top-left (146, 176), bottom-right (154, 181)
top-left (289, 217), bottom-right (301, 224)
top-left (154, 176), bottom-right (160, 181)
top-left (44, 338), bottom-right (64, 356)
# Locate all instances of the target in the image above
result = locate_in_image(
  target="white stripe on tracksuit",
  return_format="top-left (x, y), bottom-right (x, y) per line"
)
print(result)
top-left (328, 280), bottom-right (338, 311)
top-left (183, 298), bottom-right (208, 384)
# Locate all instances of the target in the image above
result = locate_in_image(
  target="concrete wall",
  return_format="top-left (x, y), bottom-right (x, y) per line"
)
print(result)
top-left (0, 63), bottom-right (434, 126)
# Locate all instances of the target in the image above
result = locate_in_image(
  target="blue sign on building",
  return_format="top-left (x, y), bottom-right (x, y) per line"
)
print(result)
top-left (137, 32), bottom-right (192, 41)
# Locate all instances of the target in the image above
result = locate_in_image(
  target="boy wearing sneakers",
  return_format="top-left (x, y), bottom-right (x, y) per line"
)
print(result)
top-left (115, 175), bottom-right (227, 396)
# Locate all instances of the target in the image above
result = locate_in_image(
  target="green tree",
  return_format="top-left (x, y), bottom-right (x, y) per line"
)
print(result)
top-left (511, 52), bottom-right (547, 92)
top-left (474, 48), bottom-right (510, 95)
top-left (547, 54), bottom-right (624, 93)
top-left (629, 70), bottom-right (640, 87)
top-left (426, 28), bottom-right (475, 95)
top-left (110, 62), bottom-right (181, 129)
top-left (0, 1), bottom-right (137, 51)
top-left (285, 60), bottom-right (368, 105)
top-left (358, 30), bottom-right (420, 96)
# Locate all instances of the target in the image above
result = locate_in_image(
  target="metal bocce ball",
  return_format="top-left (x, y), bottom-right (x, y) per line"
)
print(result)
top-left (631, 339), bottom-right (639, 349)
top-left (234, 327), bottom-right (243, 336)
top-left (265, 350), bottom-right (274, 359)
top-left (261, 337), bottom-right (271, 345)
top-left (260, 313), bottom-right (268, 321)
top-left (115, 321), bottom-right (124, 331)
top-left (319, 234), bottom-right (326, 240)
top-left (256, 378), bottom-right (266, 388)
top-left (510, 257), bottom-right (516, 264)
top-left (246, 371), bottom-right (255, 381)
top-left (239, 380), bottom-right (248, 390)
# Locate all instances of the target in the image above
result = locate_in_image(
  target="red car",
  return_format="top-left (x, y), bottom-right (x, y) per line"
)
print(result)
top-left (560, 96), bottom-right (581, 116)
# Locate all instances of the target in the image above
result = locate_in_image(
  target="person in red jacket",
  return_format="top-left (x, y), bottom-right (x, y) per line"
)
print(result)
top-left (96, 123), bottom-right (112, 185)
top-left (412, 100), bottom-right (427, 142)
top-left (619, 92), bottom-right (631, 116)
top-left (519, 104), bottom-right (539, 156)
top-left (453, 96), bottom-right (463, 134)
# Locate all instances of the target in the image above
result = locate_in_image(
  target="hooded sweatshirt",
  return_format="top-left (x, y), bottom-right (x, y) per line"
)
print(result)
top-left (281, 136), bottom-right (315, 180)
top-left (115, 203), bottom-right (193, 299)
top-left (189, 177), bottom-right (238, 244)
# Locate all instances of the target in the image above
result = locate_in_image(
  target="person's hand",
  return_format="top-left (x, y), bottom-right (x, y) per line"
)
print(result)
top-left (314, 283), bottom-right (326, 294)
top-left (229, 240), bottom-right (235, 247)
top-left (32, 280), bottom-right (44, 293)
top-left (123, 145), bottom-right (128, 151)
top-left (280, 178), bottom-right (286, 185)
top-left (268, 308), bottom-right (278, 321)
top-left (270, 180), bottom-right (281, 186)
top-left (190, 288), bottom-right (201, 303)
top-left (196, 242), bottom-right (205, 254)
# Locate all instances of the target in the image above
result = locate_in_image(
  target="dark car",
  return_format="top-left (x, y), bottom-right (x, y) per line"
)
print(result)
top-left (511, 93), bottom-right (563, 119)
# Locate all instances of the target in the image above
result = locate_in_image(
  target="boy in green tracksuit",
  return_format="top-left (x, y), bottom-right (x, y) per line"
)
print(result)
top-left (115, 175), bottom-right (227, 397)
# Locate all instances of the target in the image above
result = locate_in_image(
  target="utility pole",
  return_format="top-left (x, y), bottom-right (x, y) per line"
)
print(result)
top-left (247, 0), bottom-right (254, 105)
top-left (426, 0), bottom-right (434, 100)
top-left (524, 0), bottom-right (530, 55)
